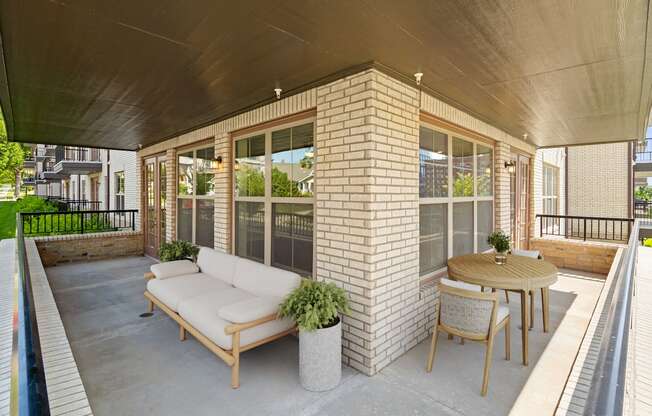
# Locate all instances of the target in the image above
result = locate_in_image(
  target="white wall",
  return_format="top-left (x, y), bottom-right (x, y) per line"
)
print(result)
top-left (103, 150), bottom-right (139, 229)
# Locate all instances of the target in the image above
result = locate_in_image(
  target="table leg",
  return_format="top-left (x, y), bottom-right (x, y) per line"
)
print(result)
top-left (542, 287), bottom-right (550, 333)
top-left (521, 290), bottom-right (529, 366)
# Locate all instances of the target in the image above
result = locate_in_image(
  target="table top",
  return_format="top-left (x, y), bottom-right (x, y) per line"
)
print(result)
top-left (447, 253), bottom-right (558, 291)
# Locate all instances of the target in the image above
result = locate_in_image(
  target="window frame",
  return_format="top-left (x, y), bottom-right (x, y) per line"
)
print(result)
top-left (175, 144), bottom-right (216, 246)
top-left (115, 171), bottom-right (125, 211)
top-left (542, 163), bottom-right (559, 215)
top-left (232, 116), bottom-right (316, 275)
top-left (419, 122), bottom-right (495, 279)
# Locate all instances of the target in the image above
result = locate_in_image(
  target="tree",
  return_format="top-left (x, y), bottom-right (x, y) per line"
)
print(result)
top-left (635, 185), bottom-right (652, 202)
top-left (0, 115), bottom-right (28, 197)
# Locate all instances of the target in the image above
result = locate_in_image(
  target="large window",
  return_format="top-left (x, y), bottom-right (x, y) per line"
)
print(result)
top-left (177, 146), bottom-right (215, 247)
top-left (542, 164), bottom-right (559, 215)
top-left (234, 120), bottom-right (314, 275)
top-left (419, 125), bottom-right (494, 276)
top-left (115, 171), bottom-right (125, 210)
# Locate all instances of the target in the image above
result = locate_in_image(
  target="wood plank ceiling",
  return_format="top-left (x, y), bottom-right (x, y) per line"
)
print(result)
top-left (0, 0), bottom-right (651, 150)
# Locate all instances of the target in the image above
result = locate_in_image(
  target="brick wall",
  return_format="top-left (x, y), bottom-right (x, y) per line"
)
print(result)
top-left (567, 143), bottom-right (629, 218)
top-left (495, 142), bottom-right (511, 235)
top-left (315, 69), bottom-right (435, 375)
top-left (165, 149), bottom-right (177, 243)
top-left (34, 231), bottom-right (144, 267)
top-left (529, 237), bottom-right (620, 275)
top-left (214, 132), bottom-right (231, 253)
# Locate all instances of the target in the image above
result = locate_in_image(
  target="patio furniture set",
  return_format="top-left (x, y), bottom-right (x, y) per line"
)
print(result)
top-left (142, 246), bottom-right (557, 396)
top-left (428, 249), bottom-right (558, 396)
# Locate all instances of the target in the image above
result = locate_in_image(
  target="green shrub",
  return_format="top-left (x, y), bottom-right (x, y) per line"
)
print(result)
top-left (487, 230), bottom-right (511, 253)
top-left (15, 196), bottom-right (57, 213)
top-left (159, 240), bottom-right (200, 262)
top-left (278, 279), bottom-right (350, 331)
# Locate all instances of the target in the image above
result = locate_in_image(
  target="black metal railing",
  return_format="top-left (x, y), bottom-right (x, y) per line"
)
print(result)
top-left (583, 219), bottom-right (640, 415)
top-left (13, 214), bottom-right (50, 415)
top-left (537, 214), bottom-right (633, 242)
top-left (54, 146), bottom-right (101, 164)
top-left (634, 200), bottom-right (652, 221)
top-left (21, 210), bottom-right (137, 236)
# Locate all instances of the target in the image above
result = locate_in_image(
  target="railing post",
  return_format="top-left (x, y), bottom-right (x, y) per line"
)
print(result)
top-left (80, 212), bottom-right (85, 235)
top-left (131, 211), bottom-right (135, 231)
top-left (583, 218), bottom-right (587, 241)
top-left (539, 215), bottom-right (543, 237)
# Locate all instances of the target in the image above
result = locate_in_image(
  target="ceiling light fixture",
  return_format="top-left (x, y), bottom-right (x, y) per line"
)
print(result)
top-left (274, 88), bottom-right (282, 99)
top-left (414, 72), bottom-right (423, 86)
top-left (523, 133), bottom-right (528, 141)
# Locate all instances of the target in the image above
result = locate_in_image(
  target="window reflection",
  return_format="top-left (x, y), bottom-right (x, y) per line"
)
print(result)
top-left (419, 127), bottom-right (448, 198)
top-left (235, 135), bottom-right (265, 197)
top-left (235, 201), bottom-right (265, 263)
top-left (196, 147), bottom-right (215, 196)
top-left (477, 145), bottom-right (493, 196)
top-left (419, 204), bottom-right (448, 274)
top-left (178, 152), bottom-right (194, 196)
top-left (453, 138), bottom-right (474, 197)
top-left (272, 123), bottom-right (314, 197)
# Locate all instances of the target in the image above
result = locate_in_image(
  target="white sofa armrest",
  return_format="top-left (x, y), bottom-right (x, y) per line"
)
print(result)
top-left (218, 297), bottom-right (281, 324)
top-left (150, 260), bottom-right (199, 280)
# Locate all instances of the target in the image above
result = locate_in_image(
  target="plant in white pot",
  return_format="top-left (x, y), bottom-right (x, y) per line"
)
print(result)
top-left (279, 279), bottom-right (350, 392)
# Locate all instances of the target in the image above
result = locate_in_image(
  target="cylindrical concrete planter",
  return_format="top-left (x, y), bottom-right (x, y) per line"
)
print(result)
top-left (299, 318), bottom-right (342, 392)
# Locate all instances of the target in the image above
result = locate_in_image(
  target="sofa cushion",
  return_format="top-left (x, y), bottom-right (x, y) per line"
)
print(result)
top-left (218, 296), bottom-right (282, 323)
top-left (150, 260), bottom-right (199, 280)
top-left (178, 289), bottom-right (294, 350)
top-left (233, 258), bottom-right (301, 298)
top-left (147, 273), bottom-right (230, 312)
top-left (196, 247), bottom-right (238, 285)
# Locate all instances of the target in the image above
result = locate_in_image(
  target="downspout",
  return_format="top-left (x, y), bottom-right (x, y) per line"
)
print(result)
top-left (564, 146), bottom-right (569, 216)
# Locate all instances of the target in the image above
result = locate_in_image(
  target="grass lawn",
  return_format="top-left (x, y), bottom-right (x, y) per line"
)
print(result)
top-left (0, 201), bottom-right (17, 239)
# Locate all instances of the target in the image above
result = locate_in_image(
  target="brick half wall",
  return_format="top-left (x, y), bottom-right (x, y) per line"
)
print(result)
top-left (33, 231), bottom-right (144, 267)
top-left (529, 237), bottom-right (622, 275)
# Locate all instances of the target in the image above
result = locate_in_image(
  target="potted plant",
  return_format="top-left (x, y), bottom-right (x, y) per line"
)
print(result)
top-left (487, 231), bottom-right (510, 265)
top-left (158, 240), bottom-right (200, 262)
top-left (279, 279), bottom-right (350, 392)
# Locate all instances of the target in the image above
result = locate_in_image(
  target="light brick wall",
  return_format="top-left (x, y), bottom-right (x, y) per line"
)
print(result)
top-left (529, 237), bottom-right (620, 275)
top-left (214, 132), bottom-right (231, 253)
top-left (33, 231), bottom-right (143, 267)
top-left (567, 143), bottom-right (629, 218)
top-left (314, 69), bottom-right (434, 375)
top-left (165, 149), bottom-right (177, 243)
top-left (494, 142), bottom-right (511, 235)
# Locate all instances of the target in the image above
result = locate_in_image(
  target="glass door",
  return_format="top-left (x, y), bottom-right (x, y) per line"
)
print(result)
top-left (516, 155), bottom-right (530, 249)
top-left (144, 155), bottom-right (166, 258)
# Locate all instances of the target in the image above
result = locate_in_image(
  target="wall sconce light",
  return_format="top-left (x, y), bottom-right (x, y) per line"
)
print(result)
top-left (504, 160), bottom-right (516, 174)
top-left (212, 155), bottom-right (223, 171)
top-left (234, 160), bottom-right (240, 171)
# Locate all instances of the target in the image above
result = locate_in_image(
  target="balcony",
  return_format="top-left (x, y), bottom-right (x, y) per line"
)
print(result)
top-left (635, 139), bottom-right (652, 180)
top-left (23, 155), bottom-right (36, 169)
top-left (53, 146), bottom-right (102, 176)
top-left (39, 159), bottom-right (67, 181)
top-left (34, 144), bottom-right (56, 161)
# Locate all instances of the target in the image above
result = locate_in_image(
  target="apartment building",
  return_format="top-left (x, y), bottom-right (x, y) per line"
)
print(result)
top-left (27, 144), bottom-right (139, 216)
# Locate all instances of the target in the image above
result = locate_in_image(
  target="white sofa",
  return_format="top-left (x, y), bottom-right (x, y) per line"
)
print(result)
top-left (144, 247), bottom-right (301, 388)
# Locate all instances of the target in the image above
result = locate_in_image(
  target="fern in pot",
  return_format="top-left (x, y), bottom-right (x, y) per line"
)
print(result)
top-left (487, 231), bottom-right (511, 265)
top-left (279, 279), bottom-right (349, 392)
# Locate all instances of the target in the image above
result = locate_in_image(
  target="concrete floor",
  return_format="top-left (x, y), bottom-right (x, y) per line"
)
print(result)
top-left (45, 257), bottom-right (604, 416)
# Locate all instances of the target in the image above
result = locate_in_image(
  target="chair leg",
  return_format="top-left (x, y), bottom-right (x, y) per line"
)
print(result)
top-left (505, 317), bottom-right (511, 361)
top-left (529, 291), bottom-right (535, 330)
top-left (147, 299), bottom-right (154, 313)
top-left (426, 326), bottom-right (439, 372)
top-left (481, 332), bottom-right (496, 396)
top-left (179, 326), bottom-right (186, 341)
top-left (504, 290), bottom-right (510, 303)
top-left (231, 332), bottom-right (241, 388)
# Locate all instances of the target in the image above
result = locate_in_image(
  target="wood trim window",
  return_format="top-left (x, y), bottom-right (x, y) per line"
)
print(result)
top-left (542, 163), bottom-right (559, 215)
top-left (419, 124), bottom-right (494, 278)
top-left (177, 145), bottom-right (216, 248)
top-left (233, 118), bottom-right (315, 276)
top-left (115, 171), bottom-right (125, 210)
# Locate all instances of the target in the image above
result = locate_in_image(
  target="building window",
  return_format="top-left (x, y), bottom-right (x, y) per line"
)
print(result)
top-left (419, 125), bottom-right (494, 276)
top-left (234, 120), bottom-right (314, 275)
top-left (177, 146), bottom-right (215, 247)
top-left (115, 171), bottom-right (125, 210)
top-left (542, 164), bottom-right (559, 215)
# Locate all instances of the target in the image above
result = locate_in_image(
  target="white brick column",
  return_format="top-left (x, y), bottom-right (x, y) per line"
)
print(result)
top-left (214, 132), bottom-right (232, 253)
top-left (494, 141), bottom-right (511, 236)
top-left (315, 69), bottom-right (424, 375)
top-left (165, 149), bottom-right (176, 242)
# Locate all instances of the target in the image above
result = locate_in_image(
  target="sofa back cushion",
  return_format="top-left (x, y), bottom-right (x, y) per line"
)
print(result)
top-left (196, 247), bottom-right (237, 285)
top-left (233, 257), bottom-right (301, 298)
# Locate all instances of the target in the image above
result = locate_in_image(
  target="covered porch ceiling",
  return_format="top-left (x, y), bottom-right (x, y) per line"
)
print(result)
top-left (1, 0), bottom-right (651, 151)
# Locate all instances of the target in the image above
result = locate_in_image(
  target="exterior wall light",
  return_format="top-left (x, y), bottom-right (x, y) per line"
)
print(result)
top-left (234, 160), bottom-right (240, 171)
top-left (504, 160), bottom-right (516, 173)
top-left (212, 155), bottom-right (223, 171)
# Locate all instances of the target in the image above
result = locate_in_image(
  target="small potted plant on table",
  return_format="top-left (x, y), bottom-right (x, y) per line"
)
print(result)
top-left (158, 240), bottom-right (200, 262)
top-left (279, 279), bottom-right (350, 392)
top-left (487, 231), bottom-right (511, 265)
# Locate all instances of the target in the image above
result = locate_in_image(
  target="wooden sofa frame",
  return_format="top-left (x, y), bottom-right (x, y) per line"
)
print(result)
top-left (143, 272), bottom-right (296, 388)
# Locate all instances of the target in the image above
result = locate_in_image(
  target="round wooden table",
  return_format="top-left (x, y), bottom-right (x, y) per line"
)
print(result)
top-left (447, 253), bottom-right (558, 365)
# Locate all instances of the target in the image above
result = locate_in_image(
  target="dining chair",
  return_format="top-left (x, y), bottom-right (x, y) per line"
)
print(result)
top-left (501, 249), bottom-right (546, 331)
top-left (426, 278), bottom-right (511, 396)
